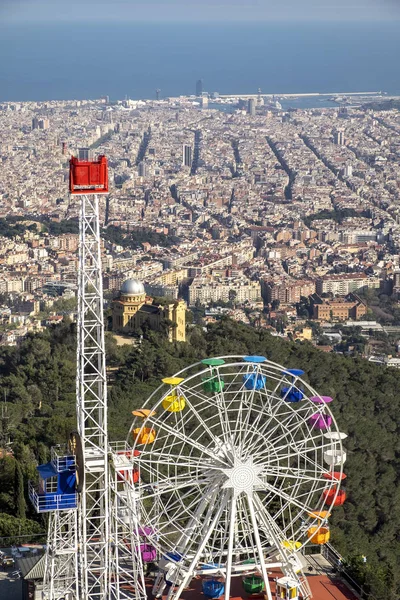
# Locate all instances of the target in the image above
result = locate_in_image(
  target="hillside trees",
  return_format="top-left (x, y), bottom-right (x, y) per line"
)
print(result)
top-left (0, 318), bottom-right (400, 595)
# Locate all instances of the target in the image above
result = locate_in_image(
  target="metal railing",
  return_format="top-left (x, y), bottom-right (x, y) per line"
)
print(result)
top-left (109, 440), bottom-right (132, 454)
top-left (299, 572), bottom-right (313, 599)
top-left (321, 543), bottom-right (379, 600)
top-left (50, 446), bottom-right (76, 473)
top-left (29, 482), bottom-right (77, 513)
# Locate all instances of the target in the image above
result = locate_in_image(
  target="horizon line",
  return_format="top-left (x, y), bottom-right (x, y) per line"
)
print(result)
top-left (2, 18), bottom-right (400, 24)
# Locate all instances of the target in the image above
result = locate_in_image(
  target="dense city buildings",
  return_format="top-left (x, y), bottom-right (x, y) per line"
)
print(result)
top-left (1, 94), bottom-right (400, 353)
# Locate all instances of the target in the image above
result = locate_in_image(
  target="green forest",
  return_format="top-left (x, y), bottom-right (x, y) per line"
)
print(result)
top-left (0, 217), bottom-right (180, 250)
top-left (0, 318), bottom-right (399, 598)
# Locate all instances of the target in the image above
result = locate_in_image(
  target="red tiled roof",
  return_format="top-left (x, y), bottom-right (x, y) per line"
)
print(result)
top-left (146, 571), bottom-right (359, 600)
top-left (308, 575), bottom-right (359, 600)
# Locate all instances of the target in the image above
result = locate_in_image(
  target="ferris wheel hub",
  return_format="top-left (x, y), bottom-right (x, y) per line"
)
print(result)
top-left (222, 457), bottom-right (264, 497)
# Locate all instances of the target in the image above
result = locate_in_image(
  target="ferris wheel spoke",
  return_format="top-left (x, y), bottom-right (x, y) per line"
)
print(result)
top-left (266, 414), bottom-right (321, 447)
top-left (260, 430), bottom-right (326, 457)
top-left (180, 381), bottom-right (235, 449)
top-left (139, 415), bottom-right (226, 465)
top-left (241, 410), bottom-right (312, 461)
top-left (138, 452), bottom-right (208, 471)
top-left (239, 374), bottom-right (289, 451)
top-left (266, 448), bottom-right (328, 475)
top-left (251, 408), bottom-right (314, 453)
top-left (139, 477), bottom-right (208, 499)
top-left (224, 493), bottom-right (236, 600)
top-left (172, 490), bottom-right (231, 598)
top-left (246, 494), bottom-right (274, 600)
top-left (263, 478), bottom-right (325, 505)
top-left (260, 469), bottom-right (327, 485)
top-left (253, 492), bottom-right (297, 560)
top-left (232, 365), bottom-right (262, 449)
top-left (237, 494), bottom-right (258, 555)
top-left (258, 477), bottom-right (316, 516)
top-left (175, 484), bottom-right (220, 554)
top-left (254, 440), bottom-right (327, 471)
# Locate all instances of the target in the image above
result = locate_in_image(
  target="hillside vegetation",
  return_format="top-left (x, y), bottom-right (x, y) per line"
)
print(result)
top-left (0, 318), bottom-right (399, 598)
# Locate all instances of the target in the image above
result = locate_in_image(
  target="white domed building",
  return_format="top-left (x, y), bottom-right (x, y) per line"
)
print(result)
top-left (112, 278), bottom-right (186, 342)
top-left (119, 278), bottom-right (146, 301)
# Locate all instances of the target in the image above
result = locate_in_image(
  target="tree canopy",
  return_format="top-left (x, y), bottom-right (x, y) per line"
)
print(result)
top-left (0, 318), bottom-right (399, 597)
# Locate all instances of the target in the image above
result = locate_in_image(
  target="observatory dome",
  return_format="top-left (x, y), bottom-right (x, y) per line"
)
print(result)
top-left (120, 279), bottom-right (145, 295)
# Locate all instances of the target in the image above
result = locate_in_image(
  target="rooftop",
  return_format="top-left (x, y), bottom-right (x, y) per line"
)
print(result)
top-left (146, 568), bottom-right (359, 600)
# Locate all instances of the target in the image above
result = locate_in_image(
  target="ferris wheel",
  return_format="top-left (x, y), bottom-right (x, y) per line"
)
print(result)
top-left (128, 355), bottom-right (347, 600)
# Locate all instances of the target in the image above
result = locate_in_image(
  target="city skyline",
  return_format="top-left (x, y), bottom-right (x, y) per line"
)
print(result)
top-left (1, 0), bottom-right (400, 22)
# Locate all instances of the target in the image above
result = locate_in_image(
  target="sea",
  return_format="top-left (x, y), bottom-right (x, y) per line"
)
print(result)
top-left (1, 21), bottom-right (400, 104)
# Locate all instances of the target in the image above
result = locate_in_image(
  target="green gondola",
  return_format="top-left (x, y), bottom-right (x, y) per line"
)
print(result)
top-left (201, 358), bottom-right (225, 393)
top-left (202, 376), bottom-right (225, 393)
top-left (242, 575), bottom-right (265, 594)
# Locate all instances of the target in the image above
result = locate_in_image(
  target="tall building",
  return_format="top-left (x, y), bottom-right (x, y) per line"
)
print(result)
top-left (201, 96), bottom-right (209, 109)
top-left (112, 279), bottom-right (186, 342)
top-left (248, 99), bottom-right (256, 116)
top-left (32, 117), bottom-right (39, 130)
top-left (78, 147), bottom-right (93, 161)
top-left (196, 79), bottom-right (203, 97)
top-left (39, 118), bottom-right (49, 130)
top-left (392, 270), bottom-right (400, 298)
top-left (182, 144), bottom-right (192, 167)
top-left (138, 161), bottom-right (148, 177)
top-left (343, 164), bottom-right (353, 177)
top-left (334, 131), bottom-right (345, 145)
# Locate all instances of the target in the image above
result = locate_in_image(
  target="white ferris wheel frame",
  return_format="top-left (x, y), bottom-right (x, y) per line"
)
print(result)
top-left (126, 355), bottom-right (346, 600)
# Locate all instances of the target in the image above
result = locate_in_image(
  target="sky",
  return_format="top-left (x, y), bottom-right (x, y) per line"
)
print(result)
top-left (1, 0), bottom-right (400, 22)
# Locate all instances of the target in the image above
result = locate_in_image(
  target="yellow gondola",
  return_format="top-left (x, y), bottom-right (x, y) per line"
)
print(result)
top-left (307, 526), bottom-right (330, 545)
top-left (161, 377), bottom-right (186, 412)
top-left (132, 427), bottom-right (156, 445)
top-left (281, 540), bottom-right (302, 551)
top-left (162, 393), bottom-right (186, 412)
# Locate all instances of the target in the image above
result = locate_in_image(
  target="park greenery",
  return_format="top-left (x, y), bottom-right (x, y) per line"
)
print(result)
top-left (0, 216), bottom-right (180, 250)
top-left (303, 208), bottom-right (370, 227)
top-left (358, 287), bottom-right (400, 325)
top-left (0, 318), bottom-right (399, 597)
top-left (104, 224), bottom-right (180, 249)
top-left (0, 217), bottom-right (40, 238)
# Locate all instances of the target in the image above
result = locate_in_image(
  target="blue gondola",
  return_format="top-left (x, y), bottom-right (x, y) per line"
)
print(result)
top-left (165, 551), bottom-right (182, 562)
top-left (202, 580), bottom-right (225, 599)
top-left (281, 368), bottom-right (305, 402)
top-left (243, 372), bottom-right (266, 390)
top-left (281, 386), bottom-right (304, 402)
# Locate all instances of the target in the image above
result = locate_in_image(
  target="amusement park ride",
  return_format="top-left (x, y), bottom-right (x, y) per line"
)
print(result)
top-left (29, 155), bottom-right (348, 600)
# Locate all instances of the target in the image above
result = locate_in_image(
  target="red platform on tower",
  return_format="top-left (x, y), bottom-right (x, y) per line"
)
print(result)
top-left (69, 155), bottom-right (109, 194)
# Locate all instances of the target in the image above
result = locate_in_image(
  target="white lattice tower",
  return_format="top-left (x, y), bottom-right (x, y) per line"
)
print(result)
top-left (38, 155), bottom-right (146, 600)
top-left (43, 510), bottom-right (80, 600)
top-left (109, 443), bottom-right (147, 600)
top-left (76, 193), bottom-right (110, 600)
